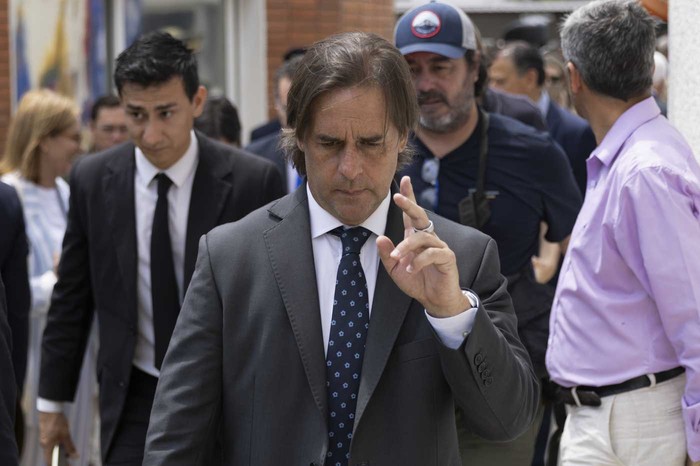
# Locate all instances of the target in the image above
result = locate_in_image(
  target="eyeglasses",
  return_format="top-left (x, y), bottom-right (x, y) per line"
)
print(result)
top-left (418, 157), bottom-right (439, 210)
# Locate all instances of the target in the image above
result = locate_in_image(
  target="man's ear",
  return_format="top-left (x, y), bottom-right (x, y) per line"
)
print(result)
top-left (567, 62), bottom-right (582, 94)
top-left (471, 50), bottom-right (482, 84)
top-left (38, 136), bottom-right (50, 155)
top-left (397, 133), bottom-right (408, 153)
top-left (191, 85), bottom-right (208, 118)
top-left (296, 138), bottom-right (305, 153)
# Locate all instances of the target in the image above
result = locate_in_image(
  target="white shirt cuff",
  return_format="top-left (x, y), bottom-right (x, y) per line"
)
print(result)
top-left (425, 290), bottom-right (479, 349)
top-left (37, 397), bottom-right (64, 413)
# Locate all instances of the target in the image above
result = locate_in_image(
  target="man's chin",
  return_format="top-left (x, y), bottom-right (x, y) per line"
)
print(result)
top-left (419, 117), bottom-right (452, 134)
top-left (330, 198), bottom-right (376, 226)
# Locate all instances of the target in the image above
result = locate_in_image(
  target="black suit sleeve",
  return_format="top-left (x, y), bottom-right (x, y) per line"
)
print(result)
top-left (0, 279), bottom-right (19, 465)
top-left (0, 186), bottom-right (30, 392)
top-left (39, 160), bottom-right (95, 401)
top-left (438, 238), bottom-right (540, 441)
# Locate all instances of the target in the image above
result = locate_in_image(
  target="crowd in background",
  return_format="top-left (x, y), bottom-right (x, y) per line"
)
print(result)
top-left (0, 1), bottom-right (694, 466)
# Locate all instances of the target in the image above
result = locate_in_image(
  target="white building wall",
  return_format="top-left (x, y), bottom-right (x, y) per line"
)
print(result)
top-left (669, 0), bottom-right (700, 161)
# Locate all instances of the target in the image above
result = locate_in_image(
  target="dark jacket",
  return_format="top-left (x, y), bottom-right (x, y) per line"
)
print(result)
top-left (39, 133), bottom-right (284, 461)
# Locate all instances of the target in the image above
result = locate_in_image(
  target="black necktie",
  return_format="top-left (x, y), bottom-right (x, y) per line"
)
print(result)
top-left (151, 173), bottom-right (179, 370)
top-left (325, 226), bottom-right (371, 466)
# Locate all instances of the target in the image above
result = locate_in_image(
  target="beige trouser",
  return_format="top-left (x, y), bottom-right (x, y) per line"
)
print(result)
top-left (559, 373), bottom-right (686, 466)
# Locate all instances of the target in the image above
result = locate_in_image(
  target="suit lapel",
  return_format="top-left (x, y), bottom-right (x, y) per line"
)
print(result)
top-left (264, 187), bottom-right (328, 419)
top-left (103, 146), bottom-right (138, 322)
top-left (184, 135), bottom-right (232, 289)
top-left (353, 200), bottom-right (413, 432)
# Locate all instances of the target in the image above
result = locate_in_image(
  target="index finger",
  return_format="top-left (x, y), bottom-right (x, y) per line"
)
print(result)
top-left (399, 175), bottom-right (418, 204)
top-left (395, 176), bottom-right (431, 231)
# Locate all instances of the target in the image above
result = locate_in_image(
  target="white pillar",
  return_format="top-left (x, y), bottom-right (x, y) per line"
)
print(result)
top-left (668, 0), bottom-right (700, 161)
top-left (229, 0), bottom-right (268, 146)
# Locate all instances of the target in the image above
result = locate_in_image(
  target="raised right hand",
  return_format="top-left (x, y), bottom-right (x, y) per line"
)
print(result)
top-left (39, 411), bottom-right (77, 465)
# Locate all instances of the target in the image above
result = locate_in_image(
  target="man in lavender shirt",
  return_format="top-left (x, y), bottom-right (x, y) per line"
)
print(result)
top-left (546, 1), bottom-right (700, 465)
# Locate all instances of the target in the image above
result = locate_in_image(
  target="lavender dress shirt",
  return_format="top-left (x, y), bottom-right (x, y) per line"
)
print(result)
top-left (546, 97), bottom-right (700, 459)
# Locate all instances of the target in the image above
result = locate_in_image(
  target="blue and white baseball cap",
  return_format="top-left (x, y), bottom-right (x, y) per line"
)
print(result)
top-left (394, 1), bottom-right (477, 59)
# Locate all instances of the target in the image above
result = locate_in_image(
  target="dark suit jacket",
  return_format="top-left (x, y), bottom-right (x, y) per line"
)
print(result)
top-left (39, 133), bottom-right (285, 461)
top-left (0, 279), bottom-right (19, 465)
top-left (546, 100), bottom-right (597, 195)
top-left (144, 186), bottom-right (540, 466)
top-left (482, 88), bottom-right (547, 131)
top-left (0, 181), bottom-right (30, 392)
top-left (244, 132), bottom-right (288, 192)
top-left (249, 118), bottom-right (281, 143)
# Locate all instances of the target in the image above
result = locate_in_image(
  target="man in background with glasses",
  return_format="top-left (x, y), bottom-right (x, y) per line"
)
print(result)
top-left (89, 95), bottom-right (129, 153)
top-left (395, 2), bottom-right (582, 465)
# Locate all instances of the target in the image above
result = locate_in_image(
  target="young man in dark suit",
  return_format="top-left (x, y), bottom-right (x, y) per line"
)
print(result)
top-left (37, 32), bottom-right (284, 466)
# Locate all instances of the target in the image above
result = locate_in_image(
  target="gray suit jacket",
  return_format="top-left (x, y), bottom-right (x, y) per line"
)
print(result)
top-left (144, 186), bottom-right (539, 466)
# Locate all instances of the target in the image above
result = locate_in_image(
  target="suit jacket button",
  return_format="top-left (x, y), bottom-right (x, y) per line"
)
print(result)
top-left (482, 369), bottom-right (491, 378)
top-left (478, 362), bottom-right (487, 373)
top-left (484, 377), bottom-right (493, 386)
top-left (474, 353), bottom-right (484, 365)
top-left (118, 381), bottom-right (125, 388)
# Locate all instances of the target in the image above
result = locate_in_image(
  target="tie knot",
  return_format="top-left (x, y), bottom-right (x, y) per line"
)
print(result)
top-left (155, 173), bottom-right (173, 197)
top-left (331, 226), bottom-right (371, 255)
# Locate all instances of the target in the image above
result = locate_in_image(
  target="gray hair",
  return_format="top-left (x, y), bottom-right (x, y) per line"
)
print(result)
top-left (281, 32), bottom-right (418, 176)
top-left (561, 0), bottom-right (655, 101)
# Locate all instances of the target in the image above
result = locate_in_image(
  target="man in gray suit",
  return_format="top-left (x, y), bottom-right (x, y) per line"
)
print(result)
top-left (144, 32), bottom-right (539, 466)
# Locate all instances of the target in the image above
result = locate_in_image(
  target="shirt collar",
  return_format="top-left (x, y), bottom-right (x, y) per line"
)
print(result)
top-left (307, 183), bottom-right (391, 239)
top-left (591, 97), bottom-right (660, 167)
top-left (135, 130), bottom-right (199, 188)
top-left (537, 90), bottom-right (550, 118)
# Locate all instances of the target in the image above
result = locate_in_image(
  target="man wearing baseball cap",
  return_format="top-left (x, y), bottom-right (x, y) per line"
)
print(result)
top-left (395, 2), bottom-right (582, 464)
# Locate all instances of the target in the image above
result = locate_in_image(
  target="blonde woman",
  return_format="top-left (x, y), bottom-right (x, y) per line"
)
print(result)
top-left (0, 89), bottom-right (96, 466)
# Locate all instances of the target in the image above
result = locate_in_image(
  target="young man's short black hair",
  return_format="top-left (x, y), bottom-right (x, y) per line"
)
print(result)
top-left (114, 31), bottom-right (199, 100)
top-left (90, 95), bottom-right (121, 122)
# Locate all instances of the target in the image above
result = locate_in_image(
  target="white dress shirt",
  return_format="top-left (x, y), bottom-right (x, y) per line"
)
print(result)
top-left (131, 131), bottom-right (199, 377)
top-left (306, 185), bottom-right (477, 354)
top-left (38, 131), bottom-right (199, 413)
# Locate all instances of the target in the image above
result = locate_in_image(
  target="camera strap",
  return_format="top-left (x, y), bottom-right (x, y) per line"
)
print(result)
top-left (475, 107), bottom-right (490, 198)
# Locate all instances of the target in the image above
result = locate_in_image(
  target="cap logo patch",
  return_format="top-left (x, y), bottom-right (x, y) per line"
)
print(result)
top-left (411, 11), bottom-right (441, 39)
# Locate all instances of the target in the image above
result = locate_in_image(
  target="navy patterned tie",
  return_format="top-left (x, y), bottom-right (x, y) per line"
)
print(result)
top-left (325, 226), bottom-right (371, 466)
